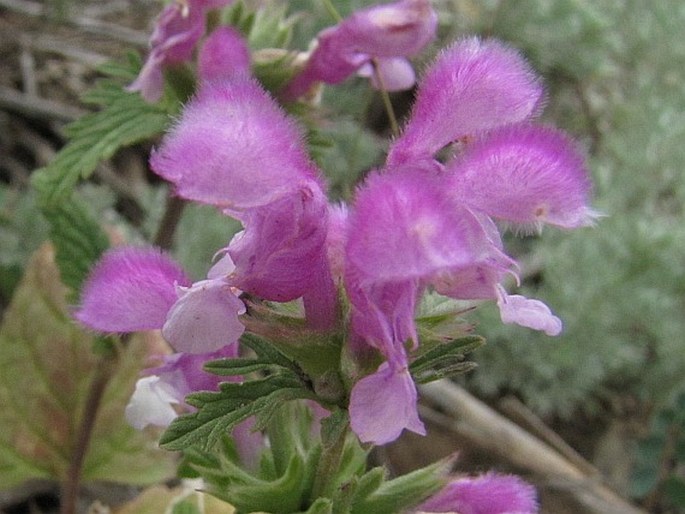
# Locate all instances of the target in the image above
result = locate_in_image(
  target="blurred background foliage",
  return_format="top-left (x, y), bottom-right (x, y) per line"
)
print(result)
top-left (0, 0), bottom-right (684, 510)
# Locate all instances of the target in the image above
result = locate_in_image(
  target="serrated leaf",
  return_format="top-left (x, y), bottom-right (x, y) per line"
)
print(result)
top-left (160, 374), bottom-right (314, 451)
top-left (40, 197), bottom-right (109, 296)
top-left (31, 60), bottom-right (170, 205)
top-left (0, 245), bottom-right (175, 490)
top-left (204, 357), bottom-right (272, 376)
top-left (240, 332), bottom-right (303, 374)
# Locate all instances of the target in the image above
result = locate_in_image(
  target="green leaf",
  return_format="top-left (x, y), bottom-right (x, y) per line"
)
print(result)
top-left (204, 357), bottom-right (272, 376)
top-left (160, 374), bottom-right (314, 451)
top-left (0, 245), bottom-right (175, 490)
top-left (409, 335), bottom-right (483, 385)
top-left (31, 56), bottom-right (170, 205)
top-left (40, 197), bottom-right (109, 296)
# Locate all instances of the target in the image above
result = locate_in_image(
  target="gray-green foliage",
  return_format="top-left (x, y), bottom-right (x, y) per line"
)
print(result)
top-left (456, 1), bottom-right (685, 417)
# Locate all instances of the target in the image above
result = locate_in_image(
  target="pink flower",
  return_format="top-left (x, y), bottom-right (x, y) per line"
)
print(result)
top-left (283, 0), bottom-right (437, 99)
top-left (414, 473), bottom-right (539, 514)
top-left (128, 0), bottom-right (233, 102)
top-left (75, 247), bottom-right (245, 354)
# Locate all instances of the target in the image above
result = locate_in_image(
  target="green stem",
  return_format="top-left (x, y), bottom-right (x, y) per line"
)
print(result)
top-left (310, 418), bottom-right (350, 501)
top-left (371, 59), bottom-right (400, 137)
top-left (321, 0), bottom-right (343, 22)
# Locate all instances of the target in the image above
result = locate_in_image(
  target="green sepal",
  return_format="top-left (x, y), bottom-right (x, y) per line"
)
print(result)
top-left (299, 498), bottom-right (333, 514)
top-left (40, 197), bottom-right (109, 298)
top-left (171, 498), bottom-right (203, 514)
top-left (409, 335), bottom-right (483, 384)
top-left (351, 458), bottom-right (450, 514)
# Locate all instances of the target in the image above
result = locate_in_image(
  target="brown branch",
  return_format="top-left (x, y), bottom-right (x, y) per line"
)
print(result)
top-left (154, 195), bottom-right (186, 251)
top-left (420, 381), bottom-right (647, 514)
top-left (60, 355), bottom-right (117, 514)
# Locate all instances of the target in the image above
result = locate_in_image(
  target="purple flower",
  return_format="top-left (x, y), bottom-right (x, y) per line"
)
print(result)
top-left (344, 37), bottom-right (593, 444)
top-left (75, 247), bottom-right (245, 354)
top-left (127, 0), bottom-right (233, 102)
top-left (283, 0), bottom-right (437, 99)
top-left (414, 473), bottom-right (539, 514)
top-left (151, 77), bottom-right (335, 327)
top-left (387, 37), bottom-right (544, 166)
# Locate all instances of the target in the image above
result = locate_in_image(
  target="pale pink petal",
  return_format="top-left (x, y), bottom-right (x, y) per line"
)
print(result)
top-left (388, 37), bottom-right (544, 165)
top-left (162, 279), bottom-right (246, 353)
top-left (75, 247), bottom-right (190, 333)
top-left (496, 286), bottom-right (562, 336)
top-left (150, 78), bottom-right (321, 209)
top-left (125, 376), bottom-right (180, 430)
top-left (349, 362), bottom-right (425, 444)
top-left (358, 57), bottom-right (417, 91)
top-left (449, 124), bottom-right (595, 229)
top-left (416, 472), bottom-right (539, 514)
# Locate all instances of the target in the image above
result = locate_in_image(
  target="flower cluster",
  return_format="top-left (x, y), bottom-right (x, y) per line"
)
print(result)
top-left (75, 3), bottom-right (593, 511)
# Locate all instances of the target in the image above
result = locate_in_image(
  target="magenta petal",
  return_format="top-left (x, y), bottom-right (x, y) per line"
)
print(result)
top-left (150, 78), bottom-right (320, 209)
top-left (346, 169), bottom-right (493, 284)
top-left (228, 183), bottom-right (329, 301)
top-left (75, 247), bottom-right (190, 333)
top-left (416, 473), bottom-right (539, 514)
top-left (198, 25), bottom-right (250, 82)
top-left (340, 0), bottom-right (437, 57)
top-left (449, 124), bottom-right (595, 229)
top-left (127, 3), bottom-right (205, 102)
top-left (162, 279), bottom-right (246, 353)
top-left (496, 287), bottom-right (562, 336)
top-left (388, 37), bottom-right (543, 164)
top-left (349, 362), bottom-right (425, 444)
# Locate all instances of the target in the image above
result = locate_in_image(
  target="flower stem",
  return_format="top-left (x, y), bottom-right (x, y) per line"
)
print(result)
top-left (321, 0), bottom-right (343, 22)
top-left (372, 59), bottom-right (400, 137)
top-left (60, 354), bottom-right (117, 514)
top-left (310, 415), bottom-right (350, 501)
top-left (154, 194), bottom-right (186, 250)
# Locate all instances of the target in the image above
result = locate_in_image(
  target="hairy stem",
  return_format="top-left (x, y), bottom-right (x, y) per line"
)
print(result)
top-left (310, 418), bottom-right (350, 501)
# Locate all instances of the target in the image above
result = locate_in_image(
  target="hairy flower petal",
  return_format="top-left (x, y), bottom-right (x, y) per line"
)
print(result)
top-left (75, 247), bottom-right (190, 332)
top-left (162, 279), bottom-right (246, 353)
top-left (346, 169), bottom-right (493, 284)
top-left (449, 124), bottom-right (595, 228)
top-left (416, 472), bottom-right (539, 514)
top-left (150, 78), bottom-right (320, 209)
top-left (349, 361), bottom-right (425, 444)
top-left (388, 37), bottom-right (543, 165)
top-left (198, 25), bottom-right (250, 82)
